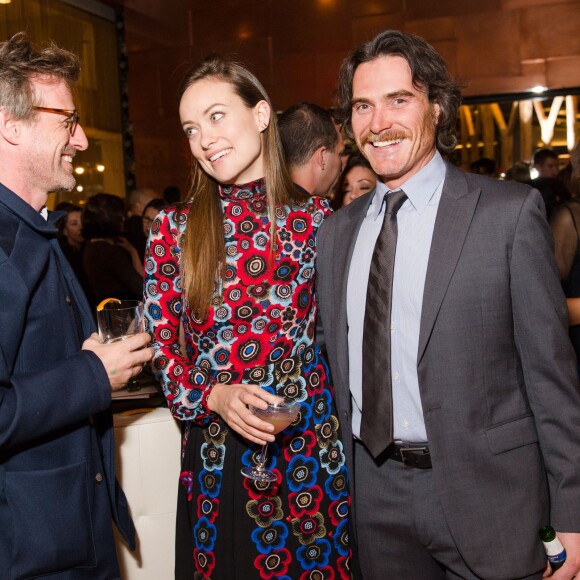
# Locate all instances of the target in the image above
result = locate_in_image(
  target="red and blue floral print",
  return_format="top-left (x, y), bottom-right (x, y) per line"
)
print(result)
top-left (144, 179), bottom-right (349, 579)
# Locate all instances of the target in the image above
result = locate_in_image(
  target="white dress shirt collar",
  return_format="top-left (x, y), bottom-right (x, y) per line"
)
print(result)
top-left (370, 150), bottom-right (446, 221)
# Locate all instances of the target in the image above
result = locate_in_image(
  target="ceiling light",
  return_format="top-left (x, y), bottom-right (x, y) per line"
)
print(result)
top-left (531, 85), bottom-right (547, 94)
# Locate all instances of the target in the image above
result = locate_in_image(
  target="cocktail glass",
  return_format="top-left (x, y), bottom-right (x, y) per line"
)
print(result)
top-left (241, 399), bottom-right (300, 483)
top-left (97, 299), bottom-right (144, 344)
top-left (97, 299), bottom-right (144, 391)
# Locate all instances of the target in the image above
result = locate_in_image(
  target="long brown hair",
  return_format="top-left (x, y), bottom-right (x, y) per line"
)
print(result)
top-left (177, 54), bottom-right (302, 318)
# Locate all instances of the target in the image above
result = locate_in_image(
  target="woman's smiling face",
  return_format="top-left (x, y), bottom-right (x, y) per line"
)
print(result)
top-left (179, 79), bottom-right (270, 185)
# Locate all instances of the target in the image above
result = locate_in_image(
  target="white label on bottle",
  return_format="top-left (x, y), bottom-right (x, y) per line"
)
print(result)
top-left (543, 537), bottom-right (565, 557)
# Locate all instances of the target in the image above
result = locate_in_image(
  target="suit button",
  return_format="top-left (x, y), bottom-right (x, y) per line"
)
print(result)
top-left (95, 472), bottom-right (104, 484)
top-left (65, 295), bottom-right (72, 305)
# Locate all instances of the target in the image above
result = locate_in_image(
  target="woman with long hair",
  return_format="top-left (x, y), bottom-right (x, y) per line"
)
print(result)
top-left (55, 201), bottom-right (90, 297)
top-left (144, 55), bottom-right (350, 579)
top-left (332, 152), bottom-right (378, 210)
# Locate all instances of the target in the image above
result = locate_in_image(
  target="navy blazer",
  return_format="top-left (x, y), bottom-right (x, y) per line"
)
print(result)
top-left (0, 184), bottom-right (135, 579)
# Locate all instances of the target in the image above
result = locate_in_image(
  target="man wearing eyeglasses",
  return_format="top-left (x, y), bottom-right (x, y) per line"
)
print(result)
top-left (0, 32), bottom-right (153, 579)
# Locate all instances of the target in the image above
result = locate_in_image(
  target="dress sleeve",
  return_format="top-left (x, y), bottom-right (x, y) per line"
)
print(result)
top-left (143, 209), bottom-right (215, 423)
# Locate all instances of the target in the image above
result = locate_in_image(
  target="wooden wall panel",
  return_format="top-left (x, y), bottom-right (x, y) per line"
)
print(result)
top-left (351, 0), bottom-right (404, 16)
top-left (520, 3), bottom-right (580, 60)
top-left (547, 56), bottom-right (580, 89)
top-left (352, 13), bottom-right (405, 45)
top-left (271, 0), bottom-right (351, 55)
top-left (502, 0), bottom-right (576, 10)
top-left (405, 0), bottom-right (503, 21)
top-left (405, 17), bottom-right (455, 42)
top-left (455, 11), bottom-right (521, 79)
top-left (189, 4), bottom-right (270, 50)
top-left (105, 0), bottom-right (580, 190)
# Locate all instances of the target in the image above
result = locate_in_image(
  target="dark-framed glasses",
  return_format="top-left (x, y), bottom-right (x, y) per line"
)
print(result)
top-left (32, 106), bottom-right (80, 136)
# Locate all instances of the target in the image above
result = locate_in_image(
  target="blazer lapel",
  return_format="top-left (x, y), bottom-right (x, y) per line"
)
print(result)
top-left (418, 165), bottom-right (481, 364)
top-left (332, 191), bottom-right (374, 386)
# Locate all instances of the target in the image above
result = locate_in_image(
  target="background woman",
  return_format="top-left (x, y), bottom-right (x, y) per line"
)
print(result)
top-left (82, 193), bottom-right (143, 307)
top-left (55, 201), bottom-right (89, 297)
top-left (144, 55), bottom-right (350, 579)
top-left (332, 152), bottom-right (377, 210)
top-left (142, 197), bottom-right (169, 238)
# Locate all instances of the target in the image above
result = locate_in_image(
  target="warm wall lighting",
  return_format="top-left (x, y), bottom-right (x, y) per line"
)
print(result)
top-left (76, 185), bottom-right (84, 192)
top-left (0, 1), bottom-right (12, 4)
top-left (74, 166), bottom-right (85, 175)
top-left (96, 164), bottom-right (105, 172)
top-left (238, 24), bottom-right (252, 41)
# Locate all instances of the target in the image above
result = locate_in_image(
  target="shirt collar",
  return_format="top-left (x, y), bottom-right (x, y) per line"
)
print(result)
top-left (0, 183), bottom-right (60, 235)
top-left (370, 150), bottom-right (446, 220)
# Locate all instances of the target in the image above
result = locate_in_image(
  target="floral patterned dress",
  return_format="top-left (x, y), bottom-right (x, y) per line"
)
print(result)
top-left (144, 179), bottom-right (350, 579)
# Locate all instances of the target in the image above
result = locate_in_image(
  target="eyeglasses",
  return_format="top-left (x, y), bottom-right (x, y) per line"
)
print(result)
top-left (32, 106), bottom-right (80, 136)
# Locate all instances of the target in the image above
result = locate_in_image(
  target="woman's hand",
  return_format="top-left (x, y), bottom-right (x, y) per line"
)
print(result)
top-left (207, 383), bottom-right (284, 444)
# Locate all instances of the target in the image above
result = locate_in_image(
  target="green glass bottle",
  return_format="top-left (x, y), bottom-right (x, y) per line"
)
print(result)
top-left (539, 525), bottom-right (566, 571)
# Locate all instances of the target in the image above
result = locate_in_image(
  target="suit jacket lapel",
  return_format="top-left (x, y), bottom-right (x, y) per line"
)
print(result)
top-left (332, 191), bottom-right (375, 386)
top-left (418, 164), bottom-right (481, 364)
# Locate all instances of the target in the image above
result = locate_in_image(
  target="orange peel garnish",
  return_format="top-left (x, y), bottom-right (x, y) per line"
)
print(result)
top-left (96, 297), bottom-right (121, 311)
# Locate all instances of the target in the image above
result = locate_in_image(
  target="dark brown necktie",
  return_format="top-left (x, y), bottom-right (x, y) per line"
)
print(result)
top-left (361, 189), bottom-right (407, 458)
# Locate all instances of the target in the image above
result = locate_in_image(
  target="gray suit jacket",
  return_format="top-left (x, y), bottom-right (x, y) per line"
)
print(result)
top-left (316, 162), bottom-right (580, 579)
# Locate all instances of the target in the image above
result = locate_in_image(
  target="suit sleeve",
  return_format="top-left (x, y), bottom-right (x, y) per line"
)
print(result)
top-left (0, 351), bottom-right (111, 451)
top-left (510, 188), bottom-right (580, 530)
top-left (0, 246), bottom-right (111, 451)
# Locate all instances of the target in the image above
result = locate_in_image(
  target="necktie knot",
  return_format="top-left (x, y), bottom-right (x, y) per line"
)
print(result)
top-left (384, 189), bottom-right (407, 215)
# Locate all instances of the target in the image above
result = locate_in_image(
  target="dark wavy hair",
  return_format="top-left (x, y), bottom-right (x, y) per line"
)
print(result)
top-left (332, 152), bottom-right (376, 210)
top-left (82, 193), bottom-right (126, 240)
top-left (54, 201), bottom-right (82, 238)
top-left (336, 30), bottom-right (462, 153)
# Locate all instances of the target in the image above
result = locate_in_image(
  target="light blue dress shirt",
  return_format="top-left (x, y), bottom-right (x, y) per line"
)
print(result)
top-left (346, 151), bottom-right (446, 442)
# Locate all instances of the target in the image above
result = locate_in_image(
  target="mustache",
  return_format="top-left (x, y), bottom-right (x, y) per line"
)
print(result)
top-left (362, 130), bottom-right (412, 146)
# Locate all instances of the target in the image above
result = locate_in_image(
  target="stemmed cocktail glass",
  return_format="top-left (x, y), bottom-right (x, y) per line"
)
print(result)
top-left (241, 399), bottom-right (300, 483)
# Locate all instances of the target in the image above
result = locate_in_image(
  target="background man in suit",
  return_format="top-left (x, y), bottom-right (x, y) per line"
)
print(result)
top-left (316, 29), bottom-right (580, 579)
top-left (279, 101), bottom-right (344, 198)
top-left (0, 32), bottom-right (152, 578)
